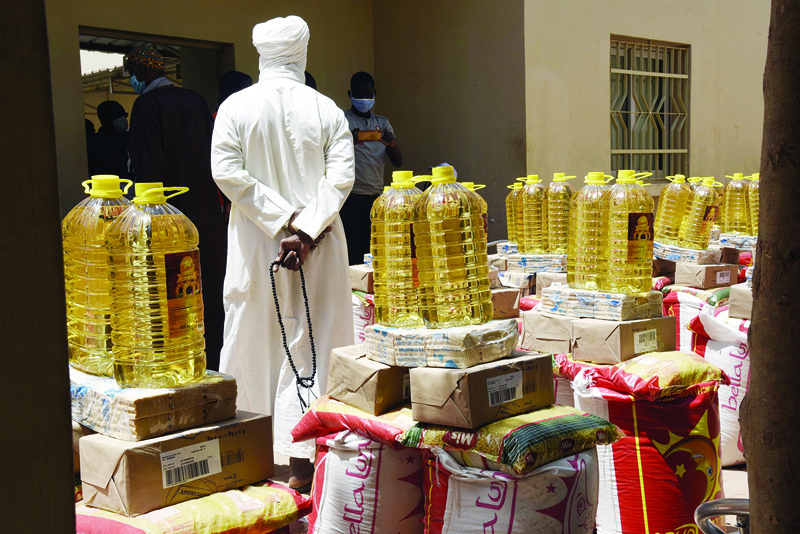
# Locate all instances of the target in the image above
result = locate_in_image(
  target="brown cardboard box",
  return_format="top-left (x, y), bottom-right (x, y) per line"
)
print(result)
top-left (410, 352), bottom-right (555, 429)
top-left (535, 272), bottom-right (568, 297)
top-left (73, 421), bottom-right (94, 474)
top-left (489, 268), bottom-right (501, 289)
top-left (327, 345), bottom-right (410, 415)
top-left (652, 258), bottom-right (677, 277)
top-left (80, 412), bottom-right (274, 516)
top-left (492, 288), bottom-right (521, 319)
top-left (571, 316), bottom-right (676, 364)
top-left (729, 283), bottom-right (753, 320)
top-left (675, 263), bottom-right (738, 289)
top-left (350, 264), bottom-right (374, 293)
top-left (521, 310), bottom-right (573, 354)
top-left (488, 254), bottom-right (508, 271)
top-left (721, 247), bottom-right (741, 265)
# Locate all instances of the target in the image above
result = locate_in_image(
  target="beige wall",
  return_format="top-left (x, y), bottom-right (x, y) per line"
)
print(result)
top-left (372, 0), bottom-right (527, 242)
top-left (46, 0), bottom-right (373, 214)
top-left (525, 0), bottom-right (769, 191)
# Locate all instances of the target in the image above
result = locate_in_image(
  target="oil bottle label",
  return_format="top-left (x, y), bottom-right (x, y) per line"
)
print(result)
top-left (165, 250), bottom-right (205, 339)
top-left (628, 212), bottom-right (654, 261)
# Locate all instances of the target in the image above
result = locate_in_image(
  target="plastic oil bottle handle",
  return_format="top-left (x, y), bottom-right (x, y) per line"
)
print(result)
top-left (81, 178), bottom-right (134, 194)
top-left (470, 184), bottom-right (487, 190)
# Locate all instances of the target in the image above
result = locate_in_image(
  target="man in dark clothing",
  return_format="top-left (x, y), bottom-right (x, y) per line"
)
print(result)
top-left (126, 45), bottom-right (227, 372)
top-left (87, 100), bottom-right (132, 179)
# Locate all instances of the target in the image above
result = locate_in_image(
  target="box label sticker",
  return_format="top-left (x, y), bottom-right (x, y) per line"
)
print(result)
top-left (716, 270), bottom-right (731, 285)
top-left (403, 373), bottom-right (411, 400)
top-left (160, 439), bottom-right (222, 489)
top-left (634, 329), bottom-right (659, 354)
top-left (487, 371), bottom-right (523, 407)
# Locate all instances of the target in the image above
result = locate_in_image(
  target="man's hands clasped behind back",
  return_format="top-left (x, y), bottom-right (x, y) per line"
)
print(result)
top-left (273, 209), bottom-right (334, 272)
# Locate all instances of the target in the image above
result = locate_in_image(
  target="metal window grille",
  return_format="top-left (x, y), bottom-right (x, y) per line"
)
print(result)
top-left (611, 37), bottom-right (690, 180)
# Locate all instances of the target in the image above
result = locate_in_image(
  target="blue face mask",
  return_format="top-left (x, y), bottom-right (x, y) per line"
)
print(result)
top-left (130, 74), bottom-right (146, 95)
top-left (351, 97), bottom-right (374, 113)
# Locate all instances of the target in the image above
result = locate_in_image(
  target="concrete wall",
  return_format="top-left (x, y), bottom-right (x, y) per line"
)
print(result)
top-left (525, 0), bottom-right (769, 191)
top-left (46, 0), bottom-right (373, 214)
top-left (372, 0), bottom-right (527, 242)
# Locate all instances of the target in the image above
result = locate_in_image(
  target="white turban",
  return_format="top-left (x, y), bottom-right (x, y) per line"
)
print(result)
top-left (252, 16), bottom-right (309, 81)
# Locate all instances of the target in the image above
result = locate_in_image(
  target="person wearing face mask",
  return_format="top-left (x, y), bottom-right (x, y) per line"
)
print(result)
top-left (125, 45), bottom-right (228, 374)
top-left (342, 71), bottom-right (403, 266)
top-left (86, 100), bottom-right (133, 180)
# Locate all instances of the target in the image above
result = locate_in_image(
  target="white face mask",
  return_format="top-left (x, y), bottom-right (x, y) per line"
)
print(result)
top-left (113, 116), bottom-right (128, 134)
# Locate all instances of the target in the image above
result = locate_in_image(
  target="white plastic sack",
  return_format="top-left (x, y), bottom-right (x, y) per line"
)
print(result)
top-left (309, 431), bottom-right (423, 534)
top-left (352, 292), bottom-right (376, 344)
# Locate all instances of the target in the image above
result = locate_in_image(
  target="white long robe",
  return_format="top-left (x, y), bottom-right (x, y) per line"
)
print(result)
top-left (211, 68), bottom-right (355, 458)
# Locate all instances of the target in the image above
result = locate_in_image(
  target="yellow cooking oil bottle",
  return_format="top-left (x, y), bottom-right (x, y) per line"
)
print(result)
top-left (680, 177), bottom-right (722, 250)
top-left (371, 171), bottom-right (423, 327)
top-left (546, 173), bottom-right (576, 254)
top-left (654, 174), bottom-right (691, 245)
top-left (63, 175), bottom-right (133, 376)
top-left (514, 177), bottom-right (528, 251)
top-left (415, 165), bottom-right (492, 328)
top-left (748, 172), bottom-right (760, 235)
top-left (107, 183), bottom-right (206, 388)
top-left (598, 170), bottom-right (654, 294)
top-left (505, 183), bottom-right (523, 243)
top-left (722, 173), bottom-right (750, 234)
top-left (517, 175), bottom-right (547, 254)
top-left (568, 172), bottom-right (612, 289)
top-left (462, 182), bottom-right (488, 235)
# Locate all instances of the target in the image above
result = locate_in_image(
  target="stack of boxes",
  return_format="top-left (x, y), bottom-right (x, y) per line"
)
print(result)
top-left (350, 254), bottom-right (376, 343)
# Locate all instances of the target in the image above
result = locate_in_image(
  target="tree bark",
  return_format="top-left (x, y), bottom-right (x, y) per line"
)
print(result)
top-left (740, 1), bottom-right (800, 532)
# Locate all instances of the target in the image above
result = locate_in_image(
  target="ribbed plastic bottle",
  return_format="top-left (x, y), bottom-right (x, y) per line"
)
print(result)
top-left (546, 173), bottom-right (576, 254)
top-left (107, 183), bottom-right (206, 388)
top-left (505, 183), bottom-right (522, 243)
top-left (517, 175), bottom-right (547, 254)
top-left (687, 176), bottom-right (702, 191)
top-left (679, 177), bottom-right (722, 250)
top-left (514, 177), bottom-right (528, 251)
top-left (722, 173), bottom-right (749, 234)
top-left (598, 170), bottom-right (654, 294)
top-left (748, 172), bottom-right (760, 236)
top-left (568, 172), bottom-right (612, 289)
top-left (415, 166), bottom-right (493, 328)
top-left (654, 174), bottom-right (691, 246)
top-left (371, 172), bottom-right (423, 328)
top-left (463, 182), bottom-right (489, 235)
top-left (62, 175), bottom-right (133, 376)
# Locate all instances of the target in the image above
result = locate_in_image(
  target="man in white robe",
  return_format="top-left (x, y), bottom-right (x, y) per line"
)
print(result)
top-left (211, 15), bottom-right (355, 489)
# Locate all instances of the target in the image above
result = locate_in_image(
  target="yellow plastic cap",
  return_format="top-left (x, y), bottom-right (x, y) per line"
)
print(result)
top-left (392, 171), bottom-right (414, 182)
top-left (553, 173), bottom-right (576, 182)
top-left (517, 174), bottom-right (541, 184)
top-left (688, 177), bottom-right (702, 184)
top-left (507, 183), bottom-right (523, 190)
top-left (383, 186), bottom-right (390, 192)
top-left (702, 177), bottom-right (723, 188)
top-left (553, 172), bottom-right (565, 180)
top-left (431, 166), bottom-right (457, 184)
top-left (133, 183), bottom-right (189, 205)
top-left (726, 173), bottom-right (746, 180)
top-left (391, 180), bottom-right (415, 189)
top-left (750, 172), bottom-right (760, 181)
top-left (667, 174), bottom-right (686, 184)
top-left (84, 175), bottom-right (132, 198)
top-left (585, 172), bottom-right (609, 185)
top-left (617, 169), bottom-right (636, 182)
top-left (462, 182), bottom-right (486, 191)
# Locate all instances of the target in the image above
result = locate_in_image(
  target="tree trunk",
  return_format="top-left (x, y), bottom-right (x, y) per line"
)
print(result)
top-left (740, 1), bottom-right (800, 532)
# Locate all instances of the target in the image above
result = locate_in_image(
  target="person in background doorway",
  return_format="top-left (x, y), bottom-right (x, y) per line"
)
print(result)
top-left (216, 71), bottom-right (253, 118)
top-left (87, 100), bottom-right (132, 179)
top-left (85, 118), bottom-right (95, 138)
top-left (125, 45), bottom-right (227, 372)
top-left (304, 71), bottom-right (316, 90)
top-left (342, 71), bottom-right (402, 266)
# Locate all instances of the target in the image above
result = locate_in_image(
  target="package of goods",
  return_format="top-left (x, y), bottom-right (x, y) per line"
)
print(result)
top-left (326, 345), bottom-right (410, 416)
top-left (651, 275), bottom-right (673, 291)
top-left (363, 253), bottom-right (373, 268)
top-left (73, 421), bottom-right (94, 475)
top-left (521, 310), bottom-right (573, 354)
top-left (663, 284), bottom-right (731, 307)
top-left (535, 271), bottom-right (568, 297)
top-left (571, 316), bottom-right (676, 364)
top-left (498, 270), bottom-right (535, 296)
top-left (350, 264), bottom-right (374, 293)
top-left (352, 291), bottom-right (376, 344)
top-left (423, 447), bottom-right (598, 534)
top-left (488, 253), bottom-right (508, 271)
top-left (70, 367), bottom-right (237, 441)
top-left (75, 481), bottom-right (311, 534)
top-left (540, 286), bottom-right (663, 321)
top-left (720, 233), bottom-right (758, 251)
top-left (410, 352), bottom-right (555, 428)
top-left (364, 324), bottom-right (426, 367)
top-left (554, 375), bottom-right (576, 407)
top-left (662, 290), bottom-right (711, 353)
top-left (425, 319), bottom-right (520, 368)
top-left (488, 268), bottom-right (501, 289)
top-left (498, 241), bottom-right (519, 256)
top-left (728, 283), bottom-right (753, 320)
top-left (292, 396), bottom-right (415, 447)
top-left (308, 431), bottom-right (423, 534)
top-left (688, 311), bottom-right (751, 466)
top-left (552, 353), bottom-right (604, 381)
top-left (506, 253), bottom-right (568, 273)
top-left (400, 404), bottom-right (622, 475)
top-left (652, 241), bottom-right (723, 263)
top-left (80, 412), bottom-right (274, 516)
top-left (674, 263), bottom-right (738, 289)
top-left (520, 295), bottom-right (539, 311)
top-left (491, 287), bottom-right (520, 319)
top-left (652, 258), bottom-right (677, 277)
top-left (573, 351), bottom-right (729, 534)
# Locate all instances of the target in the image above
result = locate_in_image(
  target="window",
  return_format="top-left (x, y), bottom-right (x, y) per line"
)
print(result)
top-left (610, 37), bottom-right (690, 180)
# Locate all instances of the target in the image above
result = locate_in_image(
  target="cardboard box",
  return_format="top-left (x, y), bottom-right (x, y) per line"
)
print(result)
top-left (73, 420), bottom-right (94, 475)
top-left (540, 286), bottom-right (663, 321)
top-left (652, 258), bottom-right (677, 277)
top-left (729, 283), bottom-right (753, 320)
top-left (489, 268), bottom-right (501, 289)
top-left (350, 264), bottom-right (374, 293)
top-left (571, 316), bottom-right (676, 364)
top-left (488, 254), bottom-right (508, 271)
top-left (521, 310), bottom-right (573, 354)
top-left (675, 263), bottom-right (738, 289)
top-left (498, 271), bottom-right (536, 297)
top-left (410, 352), bottom-right (555, 428)
top-left (492, 287), bottom-right (521, 319)
top-left (425, 319), bottom-right (520, 368)
top-left (327, 345), bottom-right (410, 415)
top-left (536, 272), bottom-right (568, 297)
top-left (721, 247), bottom-right (741, 265)
top-left (81, 412), bottom-right (274, 517)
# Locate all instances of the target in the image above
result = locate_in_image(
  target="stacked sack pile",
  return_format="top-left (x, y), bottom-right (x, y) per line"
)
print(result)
top-left (65, 176), bottom-right (310, 534)
top-left (517, 169), bottom-right (732, 533)
top-left (294, 166), bottom-right (624, 533)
